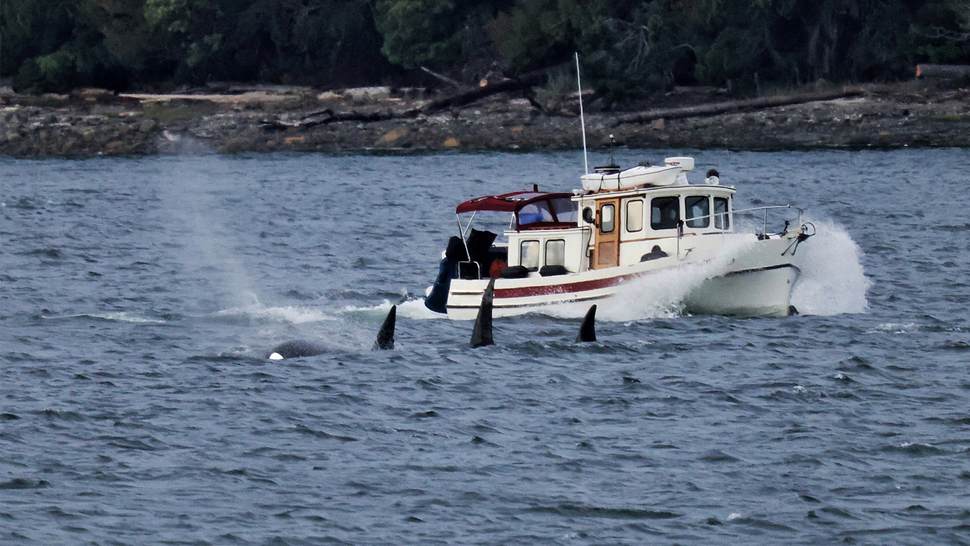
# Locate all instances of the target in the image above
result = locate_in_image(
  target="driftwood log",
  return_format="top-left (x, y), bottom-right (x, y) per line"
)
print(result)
top-left (261, 67), bottom-right (555, 131)
top-left (419, 66), bottom-right (463, 89)
top-left (916, 64), bottom-right (970, 79)
top-left (612, 87), bottom-right (866, 127)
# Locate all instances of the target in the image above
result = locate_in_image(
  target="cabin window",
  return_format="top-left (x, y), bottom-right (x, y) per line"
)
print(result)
top-left (625, 200), bottom-right (644, 232)
top-left (545, 239), bottom-right (565, 267)
top-left (651, 197), bottom-right (680, 230)
top-left (714, 197), bottom-right (730, 229)
top-left (685, 196), bottom-right (710, 228)
top-left (601, 204), bottom-right (615, 233)
top-left (520, 240), bottom-right (540, 271)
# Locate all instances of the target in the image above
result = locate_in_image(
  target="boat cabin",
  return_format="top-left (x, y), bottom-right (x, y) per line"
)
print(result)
top-left (452, 158), bottom-right (735, 279)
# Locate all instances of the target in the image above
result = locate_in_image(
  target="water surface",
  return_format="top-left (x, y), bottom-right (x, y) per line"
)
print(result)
top-left (1, 149), bottom-right (968, 543)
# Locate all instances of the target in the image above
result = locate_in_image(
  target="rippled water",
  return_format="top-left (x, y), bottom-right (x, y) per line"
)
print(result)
top-left (1, 149), bottom-right (969, 543)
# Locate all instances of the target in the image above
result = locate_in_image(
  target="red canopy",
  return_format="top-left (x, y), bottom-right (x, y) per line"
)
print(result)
top-left (455, 191), bottom-right (573, 214)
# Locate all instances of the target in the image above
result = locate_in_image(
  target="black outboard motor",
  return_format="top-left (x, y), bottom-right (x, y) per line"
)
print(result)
top-left (425, 236), bottom-right (467, 313)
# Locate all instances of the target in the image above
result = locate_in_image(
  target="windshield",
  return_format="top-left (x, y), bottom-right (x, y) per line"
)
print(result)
top-left (550, 197), bottom-right (577, 223)
top-left (517, 197), bottom-right (577, 227)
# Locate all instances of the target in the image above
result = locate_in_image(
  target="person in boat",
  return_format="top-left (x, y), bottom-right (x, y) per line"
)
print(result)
top-left (706, 169), bottom-right (720, 185)
top-left (489, 258), bottom-right (507, 278)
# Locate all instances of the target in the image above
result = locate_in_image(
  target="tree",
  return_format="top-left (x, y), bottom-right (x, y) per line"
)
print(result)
top-left (2, 0), bottom-right (78, 85)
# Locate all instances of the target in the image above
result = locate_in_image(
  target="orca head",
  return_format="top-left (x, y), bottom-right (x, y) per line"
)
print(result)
top-left (267, 340), bottom-right (327, 361)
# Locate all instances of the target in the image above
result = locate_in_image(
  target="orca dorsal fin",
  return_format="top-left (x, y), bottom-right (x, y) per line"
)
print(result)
top-left (373, 305), bottom-right (396, 350)
top-left (577, 304), bottom-right (597, 342)
top-left (470, 279), bottom-right (495, 348)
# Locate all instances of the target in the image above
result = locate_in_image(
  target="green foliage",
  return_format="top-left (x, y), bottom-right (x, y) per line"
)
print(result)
top-left (2, 0), bottom-right (970, 95)
top-left (374, 0), bottom-right (461, 68)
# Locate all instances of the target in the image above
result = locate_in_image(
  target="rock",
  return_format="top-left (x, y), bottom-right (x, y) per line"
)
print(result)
top-left (104, 140), bottom-right (126, 154)
top-left (378, 127), bottom-right (408, 146)
top-left (74, 88), bottom-right (113, 102)
top-left (317, 91), bottom-right (343, 101)
top-left (344, 86), bottom-right (391, 102)
top-left (137, 119), bottom-right (158, 133)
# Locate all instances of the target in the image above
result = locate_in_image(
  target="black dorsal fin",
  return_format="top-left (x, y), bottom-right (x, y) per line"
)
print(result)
top-left (470, 279), bottom-right (495, 348)
top-left (577, 304), bottom-right (597, 342)
top-left (373, 305), bottom-right (396, 350)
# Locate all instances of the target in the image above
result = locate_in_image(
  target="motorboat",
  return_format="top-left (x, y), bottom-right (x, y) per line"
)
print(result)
top-left (423, 156), bottom-right (814, 319)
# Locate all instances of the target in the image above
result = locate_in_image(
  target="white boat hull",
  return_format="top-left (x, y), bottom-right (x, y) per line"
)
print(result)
top-left (684, 264), bottom-right (798, 317)
top-left (444, 233), bottom-right (802, 320)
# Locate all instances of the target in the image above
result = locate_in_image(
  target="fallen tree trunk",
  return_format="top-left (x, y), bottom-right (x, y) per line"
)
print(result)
top-left (262, 67), bottom-right (554, 131)
top-left (420, 66), bottom-right (464, 89)
top-left (418, 70), bottom-right (548, 114)
top-left (916, 64), bottom-right (970, 79)
top-left (612, 87), bottom-right (866, 127)
top-left (260, 108), bottom-right (401, 130)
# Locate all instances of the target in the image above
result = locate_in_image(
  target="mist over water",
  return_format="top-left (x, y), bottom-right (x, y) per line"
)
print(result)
top-left (1, 150), bottom-right (969, 543)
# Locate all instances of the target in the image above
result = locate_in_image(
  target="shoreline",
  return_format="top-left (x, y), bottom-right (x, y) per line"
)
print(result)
top-left (2, 81), bottom-right (969, 158)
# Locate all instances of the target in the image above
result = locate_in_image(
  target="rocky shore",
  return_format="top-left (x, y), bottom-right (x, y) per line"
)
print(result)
top-left (1, 81), bottom-right (969, 158)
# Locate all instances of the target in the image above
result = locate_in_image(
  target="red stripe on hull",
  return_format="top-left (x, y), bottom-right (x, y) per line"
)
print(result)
top-left (493, 274), bottom-right (634, 298)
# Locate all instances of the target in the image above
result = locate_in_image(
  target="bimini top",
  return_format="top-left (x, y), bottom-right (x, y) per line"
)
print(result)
top-left (455, 191), bottom-right (573, 214)
top-left (456, 190), bottom-right (578, 229)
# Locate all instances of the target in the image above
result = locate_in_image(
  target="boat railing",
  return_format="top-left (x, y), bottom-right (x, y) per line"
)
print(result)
top-left (682, 204), bottom-right (803, 236)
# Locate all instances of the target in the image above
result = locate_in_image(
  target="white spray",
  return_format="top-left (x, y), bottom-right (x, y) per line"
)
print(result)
top-left (154, 153), bottom-right (261, 310)
top-left (790, 219), bottom-right (871, 315)
top-left (537, 235), bottom-right (758, 321)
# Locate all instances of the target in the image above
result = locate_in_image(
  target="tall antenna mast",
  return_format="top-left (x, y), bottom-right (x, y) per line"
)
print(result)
top-left (575, 52), bottom-right (589, 175)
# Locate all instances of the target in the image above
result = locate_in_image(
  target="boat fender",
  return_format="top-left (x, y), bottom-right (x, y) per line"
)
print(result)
top-left (470, 279), bottom-right (495, 348)
top-left (640, 245), bottom-right (669, 262)
top-left (500, 265), bottom-right (530, 279)
top-left (539, 265), bottom-right (568, 277)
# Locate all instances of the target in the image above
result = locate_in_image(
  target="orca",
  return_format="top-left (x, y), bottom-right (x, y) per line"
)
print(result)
top-left (373, 305), bottom-right (396, 350)
top-left (267, 340), bottom-right (326, 361)
top-left (470, 279), bottom-right (495, 348)
top-left (577, 304), bottom-right (597, 342)
top-left (268, 305), bottom-right (397, 360)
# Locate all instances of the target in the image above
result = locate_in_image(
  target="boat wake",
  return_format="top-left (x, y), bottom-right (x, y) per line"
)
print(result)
top-left (40, 312), bottom-right (168, 324)
top-left (340, 298), bottom-right (446, 320)
top-left (211, 303), bottom-right (333, 324)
